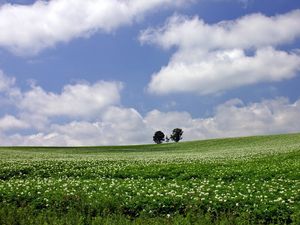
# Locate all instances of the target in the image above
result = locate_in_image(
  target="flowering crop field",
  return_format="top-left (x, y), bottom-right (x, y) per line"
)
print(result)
top-left (0, 133), bottom-right (299, 224)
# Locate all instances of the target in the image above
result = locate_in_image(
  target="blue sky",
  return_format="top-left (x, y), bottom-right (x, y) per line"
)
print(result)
top-left (0, 0), bottom-right (300, 146)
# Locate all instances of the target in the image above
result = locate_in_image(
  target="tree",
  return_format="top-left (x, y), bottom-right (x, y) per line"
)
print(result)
top-left (170, 128), bottom-right (183, 142)
top-left (153, 131), bottom-right (165, 144)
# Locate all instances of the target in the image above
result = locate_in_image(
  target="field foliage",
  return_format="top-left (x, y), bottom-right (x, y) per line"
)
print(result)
top-left (0, 133), bottom-right (299, 224)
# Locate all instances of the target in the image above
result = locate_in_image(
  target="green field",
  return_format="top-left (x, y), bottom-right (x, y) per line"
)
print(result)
top-left (0, 133), bottom-right (299, 224)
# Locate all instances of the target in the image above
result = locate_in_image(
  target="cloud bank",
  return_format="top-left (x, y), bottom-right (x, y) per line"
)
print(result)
top-left (0, 72), bottom-right (299, 146)
top-left (0, 0), bottom-right (189, 55)
top-left (140, 10), bottom-right (300, 95)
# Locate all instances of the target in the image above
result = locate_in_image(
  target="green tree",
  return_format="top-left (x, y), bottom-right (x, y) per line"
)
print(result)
top-left (153, 131), bottom-right (165, 144)
top-left (170, 128), bottom-right (183, 142)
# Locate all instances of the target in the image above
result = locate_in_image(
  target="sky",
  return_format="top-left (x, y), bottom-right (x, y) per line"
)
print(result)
top-left (0, 0), bottom-right (300, 146)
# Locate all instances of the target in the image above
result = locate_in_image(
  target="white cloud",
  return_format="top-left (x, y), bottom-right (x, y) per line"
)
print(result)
top-left (0, 0), bottom-right (190, 55)
top-left (19, 81), bottom-right (122, 118)
top-left (0, 106), bottom-right (153, 146)
top-left (0, 132), bottom-right (69, 146)
top-left (148, 47), bottom-right (300, 95)
top-left (1, 95), bottom-right (300, 146)
top-left (144, 97), bottom-right (300, 141)
top-left (140, 10), bottom-right (300, 50)
top-left (1, 71), bottom-right (124, 132)
top-left (140, 10), bottom-right (300, 95)
top-left (0, 114), bottom-right (29, 131)
top-left (0, 72), bottom-right (153, 146)
top-left (145, 110), bottom-right (192, 132)
top-left (47, 107), bottom-right (152, 146)
top-left (0, 70), bottom-right (15, 92)
top-left (0, 72), bottom-right (300, 146)
top-left (202, 97), bottom-right (300, 138)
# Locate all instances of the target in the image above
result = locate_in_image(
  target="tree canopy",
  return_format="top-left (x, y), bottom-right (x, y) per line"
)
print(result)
top-left (153, 131), bottom-right (165, 144)
top-left (170, 128), bottom-right (183, 143)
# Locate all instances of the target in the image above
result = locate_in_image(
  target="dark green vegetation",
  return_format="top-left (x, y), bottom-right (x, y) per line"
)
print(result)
top-left (153, 130), bottom-right (165, 144)
top-left (170, 128), bottom-right (183, 143)
top-left (0, 133), bottom-right (299, 224)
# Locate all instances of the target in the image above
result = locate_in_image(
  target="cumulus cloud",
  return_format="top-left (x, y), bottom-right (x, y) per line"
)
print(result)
top-left (148, 47), bottom-right (300, 94)
top-left (2, 96), bottom-right (300, 146)
top-left (145, 98), bottom-right (300, 141)
top-left (145, 110), bottom-right (192, 132)
top-left (0, 72), bottom-right (300, 146)
top-left (47, 107), bottom-right (152, 146)
top-left (0, 114), bottom-right (29, 131)
top-left (140, 10), bottom-right (300, 51)
top-left (0, 72), bottom-right (152, 146)
top-left (140, 10), bottom-right (300, 95)
top-left (0, 106), bottom-right (153, 146)
top-left (19, 81), bottom-right (122, 118)
top-left (0, 132), bottom-right (68, 146)
top-left (0, 0), bottom-right (190, 55)
top-left (204, 97), bottom-right (300, 137)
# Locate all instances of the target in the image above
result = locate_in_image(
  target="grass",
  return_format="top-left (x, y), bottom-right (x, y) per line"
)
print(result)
top-left (0, 133), bottom-right (299, 224)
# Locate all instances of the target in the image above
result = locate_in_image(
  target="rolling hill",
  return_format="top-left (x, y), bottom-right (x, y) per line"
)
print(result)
top-left (0, 133), bottom-right (299, 224)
